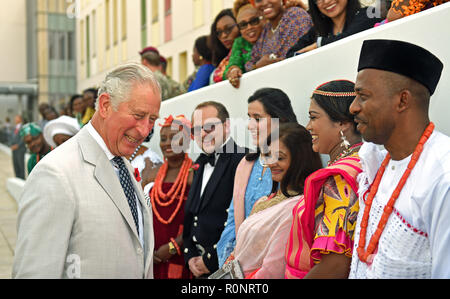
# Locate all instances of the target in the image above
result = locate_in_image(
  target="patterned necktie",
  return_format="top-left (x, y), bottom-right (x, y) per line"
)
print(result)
top-left (112, 156), bottom-right (139, 235)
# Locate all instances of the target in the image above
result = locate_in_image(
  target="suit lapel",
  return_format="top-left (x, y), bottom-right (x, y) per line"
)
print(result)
top-left (124, 160), bottom-right (154, 275)
top-left (186, 158), bottom-right (205, 213)
top-left (78, 128), bottom-right (141, 243)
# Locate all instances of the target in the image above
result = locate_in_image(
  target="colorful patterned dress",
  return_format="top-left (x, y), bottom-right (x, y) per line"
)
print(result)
top-left (285, 153), bottom-right (362, 278)
top-left (390, 0), bottom-right (449, 16)
top-left (245, 7), bottom-right (312, 72)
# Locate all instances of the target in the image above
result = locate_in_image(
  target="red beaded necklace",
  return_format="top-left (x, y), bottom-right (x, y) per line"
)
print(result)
top-left (150, 154), bottom-right (192, 225)
top-left (357, 122), bottom-right (435, 264)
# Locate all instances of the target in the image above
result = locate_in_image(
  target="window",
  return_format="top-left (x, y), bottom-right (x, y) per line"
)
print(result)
top-left (164, 0), bottom-right (172, 42)
top-left (121, 0), bottom-right (127, 40)
top-left (179, 52), bottom-right (188, 83)
top-left (86, 15), bottom-right (91, 77)
top-left (92, 10), bottom-right (97, 57)
top-left (152, 0), bottom-right (158, 23)
top-left (105, 0), bottom-right (111, 49)
top-left (80, 19), bottom-right (85, 63)
top-left (193, 0), bottom-right (204, 28)
top-left (141, 0), bottom-right (148, 48)
top-left (59, 32), bottom-right (66, 60)
top-left (113, 0), bottom-right (118, 44)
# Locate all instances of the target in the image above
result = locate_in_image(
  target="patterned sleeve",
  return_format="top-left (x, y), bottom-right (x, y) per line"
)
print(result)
top-left (390, 0), bottom-right (446, 17)
top-left (311, 174), bottom-right (360, 263)
top-left (276, 7), bottom-right (313, 58)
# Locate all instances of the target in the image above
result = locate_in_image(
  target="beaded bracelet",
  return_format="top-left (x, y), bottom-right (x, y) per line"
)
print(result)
top-left (170, 237), bottom-right (181, 256)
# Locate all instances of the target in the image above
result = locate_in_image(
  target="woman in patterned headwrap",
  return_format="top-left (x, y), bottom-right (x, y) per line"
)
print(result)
top-left (20, 123), bottom-right (53, 175)
top-left (141, 115), bottom-right (194, 279)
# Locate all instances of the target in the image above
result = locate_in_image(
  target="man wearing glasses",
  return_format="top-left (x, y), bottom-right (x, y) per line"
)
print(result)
top-left (183, 101), bottom-right (247, 278)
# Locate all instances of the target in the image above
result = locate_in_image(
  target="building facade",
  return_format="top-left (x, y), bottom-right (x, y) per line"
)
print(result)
top-left (76, 0), bottom-right (234, 92)
top-left (28, 0), bottom-right (77, 111)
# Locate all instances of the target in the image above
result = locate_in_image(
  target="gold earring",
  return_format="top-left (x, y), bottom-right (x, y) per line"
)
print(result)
top-left (340, 130), bottom-right (350, 150)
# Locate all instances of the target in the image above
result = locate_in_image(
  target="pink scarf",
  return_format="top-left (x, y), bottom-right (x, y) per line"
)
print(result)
top-left (233, 158), bottom-right (255, 236)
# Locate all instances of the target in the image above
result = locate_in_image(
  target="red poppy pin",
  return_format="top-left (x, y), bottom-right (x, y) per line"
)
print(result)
top-left (189, 163), bottom-right (200, 172)
top-left (134, 168), bottom-right (141, 182)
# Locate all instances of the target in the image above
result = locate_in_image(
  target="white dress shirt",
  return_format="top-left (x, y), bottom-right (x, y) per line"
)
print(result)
top-left (86, 122), bottom-right (145, 247)
top-left (200, 136), bottom-right (231, 197)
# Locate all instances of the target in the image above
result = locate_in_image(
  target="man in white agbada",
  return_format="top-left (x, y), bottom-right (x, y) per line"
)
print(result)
top-left (349, 39), bottom-right (450, 278)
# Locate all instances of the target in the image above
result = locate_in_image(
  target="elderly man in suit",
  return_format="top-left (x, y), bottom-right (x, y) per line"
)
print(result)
top-left (13, 63), bottom-right (161, 278)
top-left (183, 101), bottom-right (247, 277)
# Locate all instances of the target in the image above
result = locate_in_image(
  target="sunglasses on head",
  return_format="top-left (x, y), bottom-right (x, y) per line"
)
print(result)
top-left (237, 16), bottom-right (263, 31)
top-left (191, 121), bottom-right (224, 136)
top-left (216, 24), bottom-right (237, 38)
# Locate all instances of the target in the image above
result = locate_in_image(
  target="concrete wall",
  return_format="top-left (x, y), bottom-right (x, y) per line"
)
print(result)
top-left (0, 0), bottom-right (27, 83)
top-left (145, 3), bottom-right (450, 159)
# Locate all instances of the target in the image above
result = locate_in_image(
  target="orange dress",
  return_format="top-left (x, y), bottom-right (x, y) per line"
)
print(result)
top-left (390, 0), bottom-right (449, 17)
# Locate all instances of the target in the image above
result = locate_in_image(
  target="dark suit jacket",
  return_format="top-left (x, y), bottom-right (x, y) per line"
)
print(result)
top-left (183, 138), bottom-right (248, 273)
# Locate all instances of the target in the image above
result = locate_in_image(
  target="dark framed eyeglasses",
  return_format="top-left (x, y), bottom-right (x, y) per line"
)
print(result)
top-left (191, 121), bottom-right (224, 136)
top-left (216, 24), bottom-right (237, 38)
top-left (237, 16), bottom-right (263, 31)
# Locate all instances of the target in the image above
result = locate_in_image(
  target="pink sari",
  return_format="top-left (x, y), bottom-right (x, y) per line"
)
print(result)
top-left (285, 156), bottom-right (362, 278)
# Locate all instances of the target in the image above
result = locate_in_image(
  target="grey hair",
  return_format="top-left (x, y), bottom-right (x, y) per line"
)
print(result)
top-left (96, 62), bottom-right (161, 111)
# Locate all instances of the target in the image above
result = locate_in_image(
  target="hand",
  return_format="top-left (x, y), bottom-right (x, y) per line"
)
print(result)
top-left (194, 256), bottom-right (210, 276)
top-left (296, 42), bottom-right (318, 55)
top-left (154, 243), bottom-right (173, 264)
top-left (226, 66), bottom-right (242, 89)
top-left (255, 54), bottom-right (283, 70)
top-left (153, 253), bottom-right (163, 265)
top-left (10, 144), bottom-right (19, 151)
top-left (284, 0), bottom-right (307, 10)
top-left (387, 7), bottom-right (403, 22)
top-left (188, 256), bottom-right (204, 277)
top-left (141, 158), bottom-right (161, 188)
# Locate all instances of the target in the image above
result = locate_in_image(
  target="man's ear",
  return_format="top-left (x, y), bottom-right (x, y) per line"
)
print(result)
top-left (97, 93), bottom-right (112, 118)
top-left (224, 118), bottom-right (231, 137)
top-left (397, 89), bottom-right (412, 113)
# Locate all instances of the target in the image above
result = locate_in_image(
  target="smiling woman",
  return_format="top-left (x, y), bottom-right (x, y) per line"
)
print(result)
top-left (245, 0), bottom-right (312, 71)
top-left (286, 0), bottom-right (382, 57)
top-left (226, 123), bottom-right (322, 279)
top-left (141, 115), bottom-right (194, 279)
top-left (285, 80), bottom-right (363, 279)
top-left (224, 0), bottom-right (265, 88)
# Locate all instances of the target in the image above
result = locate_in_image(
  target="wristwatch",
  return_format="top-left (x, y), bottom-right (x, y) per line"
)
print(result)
top-left (168, 241), bottom-right (177, 255)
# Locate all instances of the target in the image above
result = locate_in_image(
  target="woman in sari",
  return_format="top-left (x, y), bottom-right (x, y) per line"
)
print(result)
top-left (285, 80), bottom-right (363, 278)
top-left (225, 123), bottom-right (322, 278)
top-left (216, 88), bottom-right (298, 267)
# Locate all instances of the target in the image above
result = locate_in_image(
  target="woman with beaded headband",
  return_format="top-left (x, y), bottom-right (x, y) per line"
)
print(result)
top-left (141, 115), bottom-right (194, 279)
top-left (285, 79), bottom-right (363, 278)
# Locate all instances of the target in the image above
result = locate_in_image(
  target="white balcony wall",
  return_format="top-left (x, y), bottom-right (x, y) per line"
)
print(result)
top-left (146, 3), bottom-right (450, 159)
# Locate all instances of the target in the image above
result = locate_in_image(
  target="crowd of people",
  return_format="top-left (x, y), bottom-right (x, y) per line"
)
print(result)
top-left (6, 0), bottom-right (450, 279)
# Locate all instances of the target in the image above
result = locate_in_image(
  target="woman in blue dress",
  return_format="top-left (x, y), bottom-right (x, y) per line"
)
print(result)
top-left (216, 87), bottom-right (299, 266)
